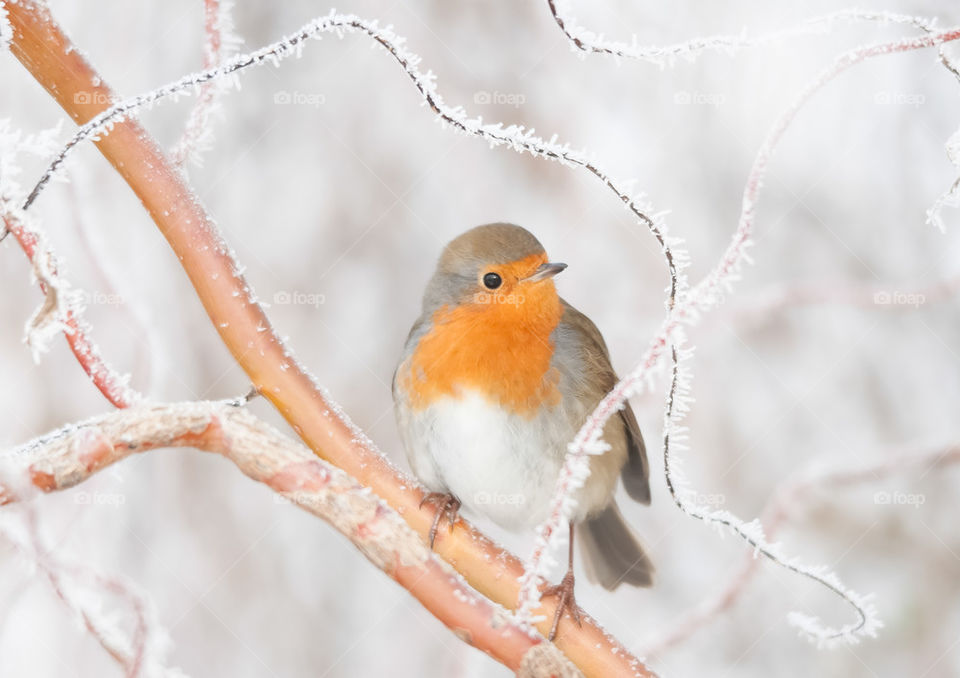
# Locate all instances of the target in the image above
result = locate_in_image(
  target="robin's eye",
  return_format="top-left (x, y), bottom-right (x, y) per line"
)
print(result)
top-left (482, 272), bottom-right (502, 290)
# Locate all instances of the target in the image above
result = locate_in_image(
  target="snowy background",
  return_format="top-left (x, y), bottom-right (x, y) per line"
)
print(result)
top-left (2, 0), bottom-right (960, 676)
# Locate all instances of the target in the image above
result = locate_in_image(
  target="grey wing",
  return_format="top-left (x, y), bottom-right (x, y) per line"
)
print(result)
top-left (618, 396), bottom-right (650, 504)
top-left (559, 300), bottom-right (651, 505)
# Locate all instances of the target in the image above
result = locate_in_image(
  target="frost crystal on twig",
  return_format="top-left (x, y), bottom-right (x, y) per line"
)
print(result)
top-left (0, 0), bottom-right (11, 52)
top-left (1, 121), bottom-right (140, 407)
top-left (927, 126), bottom-right (960, 232)
top-left (547, 1), bottom-right (954, 68)
top-left (171, 0), bottom-right (242, 168)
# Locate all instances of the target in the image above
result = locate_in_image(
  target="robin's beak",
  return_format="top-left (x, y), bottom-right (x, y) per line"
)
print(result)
top-left (522, 262), bottom-right (567, 283)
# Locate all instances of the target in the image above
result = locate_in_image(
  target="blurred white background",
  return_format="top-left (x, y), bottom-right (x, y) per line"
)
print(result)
top-left (2, 1), bottom-right (959, 676)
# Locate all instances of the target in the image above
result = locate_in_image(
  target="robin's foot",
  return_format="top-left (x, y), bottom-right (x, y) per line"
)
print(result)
top-left (542, 570), bottom-right (581, 641)
top-left (419, 492), bottom-right (461, 549)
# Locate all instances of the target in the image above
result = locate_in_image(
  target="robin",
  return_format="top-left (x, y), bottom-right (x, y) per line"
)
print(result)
top-left (393, 223), bottom-right (653, 640)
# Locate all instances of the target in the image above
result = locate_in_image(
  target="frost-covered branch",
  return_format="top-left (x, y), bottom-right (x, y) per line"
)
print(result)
top-left (643, 442), bottom-right (960, 654)
top-left (0, 400), bottom-right (581, 678)
top-left (0, 0), bottom-right (10, 51)
top-left (927, 127), bottom-right (960, 232)
top-left (519, 16), bottom-right (960, 641)
top-left (913, 18), bottom-right (960, 231)
top-left (659, 349), bottom-right (882, 647)
top-left (547, 2), bottom-right (949, 67)
top-left (0, 122), bottom-right (139, 408)
top-left (170, 0), bottom-right (241, 168)
top-left (3, 211), bottom-right (140, 407)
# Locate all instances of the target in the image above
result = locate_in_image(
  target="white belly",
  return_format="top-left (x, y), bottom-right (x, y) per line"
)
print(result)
top-left (399, 391), bottom-right (569, 530)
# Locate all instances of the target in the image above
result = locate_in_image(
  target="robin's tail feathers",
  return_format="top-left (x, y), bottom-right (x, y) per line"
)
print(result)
top-left (579, 503), bottom-right (654, 590)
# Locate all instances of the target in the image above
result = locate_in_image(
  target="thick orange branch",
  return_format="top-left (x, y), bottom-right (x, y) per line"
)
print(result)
top-left (6, 2), bottom-right (655, 676)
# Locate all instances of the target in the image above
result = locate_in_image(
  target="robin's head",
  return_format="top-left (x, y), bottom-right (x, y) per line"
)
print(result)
top-left (422, 223), bottom-right (567, 314)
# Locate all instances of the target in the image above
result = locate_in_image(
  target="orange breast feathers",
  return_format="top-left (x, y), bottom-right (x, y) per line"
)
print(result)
top-left (400, 254), bottom-right (564, 418)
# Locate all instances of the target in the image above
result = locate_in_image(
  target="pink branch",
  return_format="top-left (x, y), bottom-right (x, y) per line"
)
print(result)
top-left (3, 212), bottom-right (139, 408)
top-left (171, 0), bottom-right (239, 167)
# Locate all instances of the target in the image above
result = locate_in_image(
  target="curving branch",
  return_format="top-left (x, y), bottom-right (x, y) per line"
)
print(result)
top-left (0, 400), bottom-right (580, 678)
top-left (546, 2), bottom-right (951, 67)
top-left (5, 3), bottom-right (654, 674)
top-left (2, 211), bottom-right (140, 408)
top-left (642, 442), bottom-right (960, 655)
